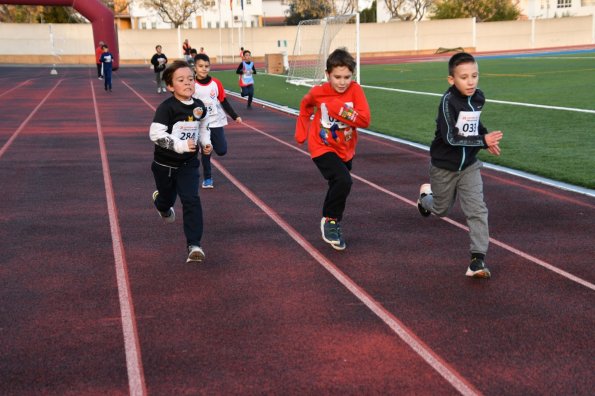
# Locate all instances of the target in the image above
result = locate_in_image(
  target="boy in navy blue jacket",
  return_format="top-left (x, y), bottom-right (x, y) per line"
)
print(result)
top-left (417, 52), bottom-right (503, 278)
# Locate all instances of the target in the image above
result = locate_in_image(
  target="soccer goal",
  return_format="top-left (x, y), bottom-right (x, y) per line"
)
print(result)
top-left (286, 13), bottom-right (360, 86)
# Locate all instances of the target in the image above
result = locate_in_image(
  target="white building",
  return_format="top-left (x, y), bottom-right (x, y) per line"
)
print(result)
top-left (121, 0), bottom-right (595, 30)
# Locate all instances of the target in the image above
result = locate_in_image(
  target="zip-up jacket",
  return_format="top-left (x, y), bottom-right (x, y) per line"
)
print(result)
top-left (430, 85), bottom-right (488, 171)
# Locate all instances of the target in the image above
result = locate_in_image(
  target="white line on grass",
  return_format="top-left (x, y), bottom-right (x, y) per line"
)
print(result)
top-left (91, 81), bottom-right (147, 396)
top-left (226, 91), bottom-right (594, 198)
top-left (237, 119), bottom-right (595, 292)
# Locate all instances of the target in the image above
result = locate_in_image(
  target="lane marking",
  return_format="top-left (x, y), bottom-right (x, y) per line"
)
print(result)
top-left (0, 79), bottom-right (62, 160)
top-left (213, 158), bottom-right (483, 396)
top-left (90, 81), bottom-right (147, 396)
top-left (0, 79), bottom-right (33, 99)
top-left (238, 121), bottom-right (595, 291)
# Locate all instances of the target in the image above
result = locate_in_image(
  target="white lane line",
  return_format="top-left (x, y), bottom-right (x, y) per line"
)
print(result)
top-left (0, 79), bottom-right (33, 99)
top-left (0, 79), bottom-right (62, 160)
top-left (90, 81), bottom-right (147, 396)
top-left (238, 121), bottom-right (595, 291)
top-left (212, 158), bottom-right (483, 396)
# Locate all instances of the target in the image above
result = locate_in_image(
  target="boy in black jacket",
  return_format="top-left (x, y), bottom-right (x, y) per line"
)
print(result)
top-left (417, 52), bottom-right (503, 278)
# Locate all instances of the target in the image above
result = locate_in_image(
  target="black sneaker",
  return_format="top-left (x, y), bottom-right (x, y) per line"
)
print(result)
top-left (320, 217), bottom-right (346, 251)
top-left (417, 183), bottom-right (432, 217)
top-left (152, 190), bottom-right (175, 223)
top-left (466, 258), bottom-right (491, 278)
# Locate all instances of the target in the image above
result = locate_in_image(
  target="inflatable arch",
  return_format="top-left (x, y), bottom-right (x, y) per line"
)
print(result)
top-left (4, 0), bottom-right (119, 69)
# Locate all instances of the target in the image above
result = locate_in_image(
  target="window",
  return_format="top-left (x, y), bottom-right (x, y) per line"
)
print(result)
top-left (557, 0), bottom-right (572, 7)
top-left (141, 22), bottom-right (146, 29)
top-left (151, 22), bottom-right (156, 29)
top-left (246, 0), bottom-right (252, 4)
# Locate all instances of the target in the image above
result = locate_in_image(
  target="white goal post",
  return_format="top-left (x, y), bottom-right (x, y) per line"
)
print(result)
top-left (286, 13), bottom-right (360, 86)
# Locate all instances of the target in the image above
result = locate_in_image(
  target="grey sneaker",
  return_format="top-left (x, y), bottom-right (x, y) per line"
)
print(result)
top-left (152, 190), bottom-right (175, 223)
top-left (320, 217), bottom-right (346, 251)
top-left (186, 245), bottom-right (205, 263)
top-left (417, 183), bottom-right (432, 217)
top-left (466, 258), bottom-right (491, 278)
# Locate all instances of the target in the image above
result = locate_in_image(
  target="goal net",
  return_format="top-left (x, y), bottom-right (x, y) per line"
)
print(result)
top-left (286, 14), bottom-right (360, 86)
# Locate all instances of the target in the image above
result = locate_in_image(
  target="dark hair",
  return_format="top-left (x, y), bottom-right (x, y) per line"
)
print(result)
top-left (189, 48), bottom-right (198, 55)
top-left (243, 50), bottom-right (251, 56)
top-left (326, 48), bottom-right (356, 73)
top-left (162, 60), bottom-right (192, 86)
top-left (448, 52), bottom-right (476, 76)
top-left (194, 53), bottom-right (210, 64)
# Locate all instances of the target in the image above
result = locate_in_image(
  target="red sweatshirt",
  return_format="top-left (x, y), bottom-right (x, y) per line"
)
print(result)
top-left (295, 81), bottom-right (370, 162)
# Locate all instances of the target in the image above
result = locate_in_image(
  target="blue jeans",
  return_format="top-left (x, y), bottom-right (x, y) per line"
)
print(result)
top-left (151, 157), bottom-right (204, 247)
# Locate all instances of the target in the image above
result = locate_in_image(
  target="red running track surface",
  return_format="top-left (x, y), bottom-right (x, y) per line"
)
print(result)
top-left (0, 66), bottom-right (593, 395)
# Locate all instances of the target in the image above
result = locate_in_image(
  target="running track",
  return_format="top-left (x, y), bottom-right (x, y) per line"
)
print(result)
top-left (0, 66), bottom-right (593, 395)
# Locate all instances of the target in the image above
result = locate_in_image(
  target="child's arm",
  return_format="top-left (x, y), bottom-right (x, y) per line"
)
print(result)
top-left (295, 91), bottom-right (316, 144)
top-left (197, 114), bottom-right (212, 154)
top-left (214, 78), bottom-right (241, 122)
top-left (149, 122), bottom-right (196, 153)
top-left (236, 63), bottom-right (243, 75)
top-left (324, 84), bottom-right (371, 129)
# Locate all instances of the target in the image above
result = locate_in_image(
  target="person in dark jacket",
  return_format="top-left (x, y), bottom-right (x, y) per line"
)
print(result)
top-left (416, 52), bottom-right (503, 279)
top-left (150, 45), bottom-right (168, 93)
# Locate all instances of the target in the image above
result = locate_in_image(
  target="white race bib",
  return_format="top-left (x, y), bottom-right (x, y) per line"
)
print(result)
top-left (171, 121), bottom-right (199, 143)
top-left (455, 111), bottom-right (481, 137)
top-left (204, 100), bottom-right (218, 116)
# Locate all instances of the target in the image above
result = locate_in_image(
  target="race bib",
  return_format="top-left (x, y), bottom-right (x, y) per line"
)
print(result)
top-left (171, 121), bottom-right (199, 143)
top-left (455, 111), bottom-right (481, 137)
top-left (204, 100), bottom-right (218, 116)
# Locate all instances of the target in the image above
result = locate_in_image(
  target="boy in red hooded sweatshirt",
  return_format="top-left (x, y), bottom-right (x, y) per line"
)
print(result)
top-left (295, 48), bottom-right (371, 251)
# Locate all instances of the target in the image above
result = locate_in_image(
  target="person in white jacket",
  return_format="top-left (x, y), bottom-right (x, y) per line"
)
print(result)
top-left (149, 60), bottom-right (212, 263)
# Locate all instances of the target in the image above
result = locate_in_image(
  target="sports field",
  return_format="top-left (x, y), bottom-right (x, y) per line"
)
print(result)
top-left (213, 49), bottom-right (595, 189)
top-left (0, 49), bottom-right (593, 395)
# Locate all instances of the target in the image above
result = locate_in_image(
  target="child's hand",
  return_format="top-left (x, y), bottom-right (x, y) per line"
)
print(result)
top-left (487, 144), bottom-right (501, 156)
top-left (485, 131), bottom-right (503, 147)
top-left (202, 144), bottom-right (213, 155)
top-left (186, 139), bottom-right (197, 152)
top-left (235, 116), bottom-right (243, 123)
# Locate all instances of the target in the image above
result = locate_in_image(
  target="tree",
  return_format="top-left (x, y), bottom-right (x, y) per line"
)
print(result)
top-left (431, 0), bottom-right (520, 22)
top-left (360, 0), bottom-right (377, 23)
top-left (285, 0), bottom-right (333, 26)
top-left (141, 0), bottom-right (210, 28)
top-left (384, 0), bottom-right (434, 21)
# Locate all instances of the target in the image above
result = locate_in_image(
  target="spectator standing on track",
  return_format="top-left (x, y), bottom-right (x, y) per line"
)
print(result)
top-left (416, 52), bottom-right (503, 278)
top-left (182, 39), bottom-right (192, 63)
top-left (99, 44), bottom-right (114, 92)
top-left (294, 48), bottom-right (371, 251)
top-left (236, 50), bottom-right (257, 109)
top-left (193, 53), bottom-right (242, 189)
top-left (95, 40), bottom-right (105, 79)
top-left (150, 60), bottom-right (213, 263)
top-left (150, 45), bottom-right (168, 93)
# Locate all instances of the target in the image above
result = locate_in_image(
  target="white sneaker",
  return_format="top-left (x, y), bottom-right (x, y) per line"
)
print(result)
top-left (417, 183), bottom-right (432, 217)
top-left (152, 190), bottom-right (175, 223)
top-left (186, 245), bottom-right (205, 263)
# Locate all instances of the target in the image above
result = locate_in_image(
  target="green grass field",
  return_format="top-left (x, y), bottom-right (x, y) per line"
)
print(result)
top-left (213, 51), bottom-right (595, 189)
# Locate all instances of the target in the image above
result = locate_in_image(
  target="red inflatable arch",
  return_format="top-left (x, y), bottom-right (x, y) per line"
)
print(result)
top-left (4, 0), bottom-right (119, 69)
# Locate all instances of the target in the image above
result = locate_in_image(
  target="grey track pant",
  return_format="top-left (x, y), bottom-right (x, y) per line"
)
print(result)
top-left (420, 161), bottom-right (489, 255)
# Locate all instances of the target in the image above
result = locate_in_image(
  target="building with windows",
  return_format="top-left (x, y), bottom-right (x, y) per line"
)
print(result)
top-left (114, 0), bottom-right (595, 30)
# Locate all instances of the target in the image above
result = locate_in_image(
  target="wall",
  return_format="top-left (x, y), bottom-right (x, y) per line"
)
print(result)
top-left (0, 16), bottom-right (593, 65)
